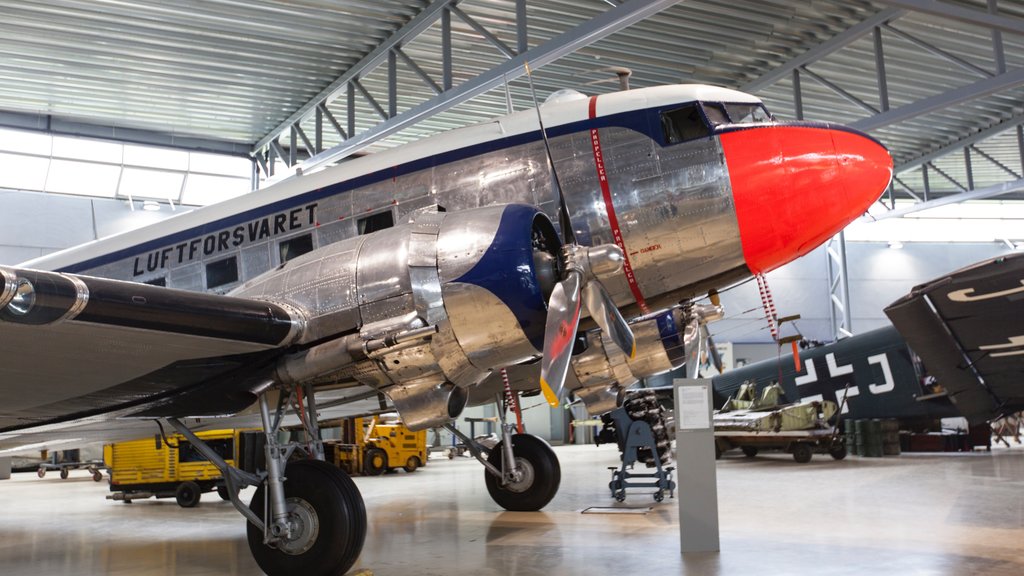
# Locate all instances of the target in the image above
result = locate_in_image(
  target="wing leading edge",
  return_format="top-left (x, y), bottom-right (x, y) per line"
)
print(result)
top-left (0, 266), bottom-right (303, 435)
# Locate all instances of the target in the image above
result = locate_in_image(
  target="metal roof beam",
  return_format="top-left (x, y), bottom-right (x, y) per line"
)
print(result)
top-left (970, 144), bottom-right (1020, 179)
top-left (880, 23), bottom-right (993, 79)
top-left (0, 110), bottom-right (250, 156)
top-left (280, 0), bottom-right (682, 179)
top-left (253, 0), bottom-right (460, 152)
top-left (741, 7), bottom-right (905, 93)
top-left (450, 5), bottom-right (516, 58)
top-left (850, 67), bottom-right (1024, 132)
top-left (869, 178), bottom-right (1024, 220)
top-left (894, 112), bottom-right (1024, 174)
top-left (876, 0), bottom-right (1024, 36)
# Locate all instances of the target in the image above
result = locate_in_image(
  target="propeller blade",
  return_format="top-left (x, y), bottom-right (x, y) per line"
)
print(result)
top-left (704, 327), bottom-right (724, 374)
top-left (582, 280), bottom-right (635, 359)
top-left (539, 272), bottom-right (583, 407)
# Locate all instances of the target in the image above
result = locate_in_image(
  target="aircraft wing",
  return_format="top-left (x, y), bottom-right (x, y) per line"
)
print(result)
top-left (0, 266), bottom-right (305, 450)
top-left (884, 252), bottom-right (1024, 424)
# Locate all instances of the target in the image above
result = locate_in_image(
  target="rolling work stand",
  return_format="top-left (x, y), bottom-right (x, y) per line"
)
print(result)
top-left (604, 407), bottom-right (676, 502)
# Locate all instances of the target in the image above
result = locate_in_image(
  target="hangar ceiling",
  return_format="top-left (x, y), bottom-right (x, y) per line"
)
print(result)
top-left (1, 0), bottom-right (1023, 211)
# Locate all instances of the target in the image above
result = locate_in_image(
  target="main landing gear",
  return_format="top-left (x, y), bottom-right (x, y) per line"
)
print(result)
top-left (167, 381), bottom-right (366, 576)
top-left (445, 394), bottom-right (561, 512)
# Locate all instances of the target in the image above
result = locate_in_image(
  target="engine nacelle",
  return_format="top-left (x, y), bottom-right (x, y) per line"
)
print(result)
top-left (237, 204), bottom-right (560, 430)
top-left (569, 305), bottom-right (722, 416)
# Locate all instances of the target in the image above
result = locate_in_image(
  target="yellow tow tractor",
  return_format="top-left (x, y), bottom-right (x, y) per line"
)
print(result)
top-left (103, 429), bottom-right (263, 507)
top-left (321, 415), bottom-right (427, 476)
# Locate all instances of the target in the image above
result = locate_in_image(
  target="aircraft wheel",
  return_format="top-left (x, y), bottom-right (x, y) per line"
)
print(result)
top-left (60, 467), bottom-right (69, 480)
top-left (176, 481), bottom-right (201, 508)
top-left (363, 448), bottom-right (387, 476)
top-left (403, 456), bottom-right (421, 473)
top-left (485, 434), bottom-right (560, 511)
top-left (247, 460), bottom-right (366, 576)
top-left (791, 443), bottom-right (813, 464)
top-left (741, 446), bottom-right (758, 458)
top-left (217, 486), bottom-right (231, 501)
top-left (829, 444), bottom-right (848, 461)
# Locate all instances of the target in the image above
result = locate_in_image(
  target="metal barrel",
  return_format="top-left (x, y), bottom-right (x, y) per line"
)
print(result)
top-left (846, 419), bottom-right (859, 456)
top-left (861, 419), bottom-right (884, 458)
top-left (853, 419), bottom-right (868, 456)
top-left (882, 418), bottom-right (901, 455)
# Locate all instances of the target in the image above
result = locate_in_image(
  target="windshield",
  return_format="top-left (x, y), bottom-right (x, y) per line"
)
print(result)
top-left (700, 102), bottom-right (772, 126)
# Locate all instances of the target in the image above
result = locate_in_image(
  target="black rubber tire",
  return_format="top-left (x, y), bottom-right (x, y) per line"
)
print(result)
top-left (92, 469), bottom-right (103, 482)
top-left (741, 446), bottom-right (759, 458)
top-left (484, 434), bottom-right (561, 512)
top-left (247, 460), bottom-right (366, 576)
top-left (37, 467), bottom-right (45, 478)
top-left (829, 443), bottom-right (848, 461)
top-left (176, 481), bottom-right (201, 508)
top-left (403, 456), bottom-right (421, 473)
top-left (217, 485), bottom-right (231, 501)
top-left (363, 448), bottom-right (387, 476)
top-left (791, 443), bottom-right (813, 464)
top-left (59, 468), bottom-right (69, 480)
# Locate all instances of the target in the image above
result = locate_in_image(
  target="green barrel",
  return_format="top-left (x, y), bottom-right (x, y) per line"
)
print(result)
top-left (853, 419), bottom-right (867, 456)
top-left (845, 420), bottom-right (859, 456)
top-left (882, 419), bottom-right (901, 455)
top-left (862, 419), bottom-right (884, 457)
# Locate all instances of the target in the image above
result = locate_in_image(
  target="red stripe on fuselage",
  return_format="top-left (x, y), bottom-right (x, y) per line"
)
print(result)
top-left (588, 96), bottom-right (649, 314)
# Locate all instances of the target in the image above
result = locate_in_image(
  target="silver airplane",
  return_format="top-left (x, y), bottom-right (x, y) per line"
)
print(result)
top-left (0, 83), bottom-right (891, 575)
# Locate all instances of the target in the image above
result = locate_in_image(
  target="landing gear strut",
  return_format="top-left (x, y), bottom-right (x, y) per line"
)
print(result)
top-left (445, 393), bottom-right (561, 511)
top-left (167, 381), bottom-right (366, 576)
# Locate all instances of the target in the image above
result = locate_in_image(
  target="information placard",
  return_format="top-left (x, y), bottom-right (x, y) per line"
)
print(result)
top-left (678, 383), bottom-right (710, 430)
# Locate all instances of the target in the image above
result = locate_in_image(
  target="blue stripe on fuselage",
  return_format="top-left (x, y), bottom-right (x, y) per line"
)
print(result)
top-left (57, 105), bottom-right (668, 275)
top-left (452, 205), bottom-right (548, 351)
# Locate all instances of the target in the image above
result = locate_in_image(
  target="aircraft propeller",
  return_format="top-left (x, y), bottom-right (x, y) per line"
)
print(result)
top-left (522, 62), bottom-right (636, 407)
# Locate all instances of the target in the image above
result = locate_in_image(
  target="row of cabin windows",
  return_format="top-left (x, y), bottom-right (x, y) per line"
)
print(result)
top-left (143, 209), bottom-right (396, 290)
top-left (660, 101), bottom-right (772, 145)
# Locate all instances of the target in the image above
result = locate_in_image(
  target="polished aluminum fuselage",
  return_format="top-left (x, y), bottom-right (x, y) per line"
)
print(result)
top-left (39, 88), bottom-right (748, 320)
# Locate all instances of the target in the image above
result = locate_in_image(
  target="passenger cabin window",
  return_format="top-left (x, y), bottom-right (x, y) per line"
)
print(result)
top-left (206, 256), bottom-right (239, 289)
top-left (660, 104), bottom-right (710, 144)
top-left (358, 210), bottom-right (394, 235)
top-left (279, 233), bottom-right (314, 263)
top-left (143, 277), bottom-right (166, 287)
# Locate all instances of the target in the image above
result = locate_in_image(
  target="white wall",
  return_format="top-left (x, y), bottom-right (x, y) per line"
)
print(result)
top-left (712, 241), bottom-right (1011, 345)
top-left (0, 188), bottom-right (179, 265)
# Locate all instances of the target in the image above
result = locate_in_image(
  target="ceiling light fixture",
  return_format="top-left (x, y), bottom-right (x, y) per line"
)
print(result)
top-left (142, 200), bottom-right (160, 211)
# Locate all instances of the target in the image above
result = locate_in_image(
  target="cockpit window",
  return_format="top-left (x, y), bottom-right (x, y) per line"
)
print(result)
top-left (700, 103), bottom-right (729, 126)
top-left (724, 103), bottom-right (772, 124)
top-left (660, 104), bottom-right (710, 144)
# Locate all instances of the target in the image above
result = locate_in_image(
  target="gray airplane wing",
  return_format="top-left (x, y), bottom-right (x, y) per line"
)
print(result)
top-left (0, 266), bottom-right (303, 450)
top-left (884, 252), bottom-right (1024, 424)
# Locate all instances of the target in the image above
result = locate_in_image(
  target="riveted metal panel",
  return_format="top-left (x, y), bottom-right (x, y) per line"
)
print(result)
top-left (435, 207), bottom-right (503, 284)
top-left (359, 293), bottom-right (416, 328)
top-left (355, 227), bottom-right (412, 305)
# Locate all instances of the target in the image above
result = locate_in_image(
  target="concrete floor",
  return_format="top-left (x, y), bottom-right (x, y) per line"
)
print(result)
top-left (1, 444), bottom-right (1023, 576)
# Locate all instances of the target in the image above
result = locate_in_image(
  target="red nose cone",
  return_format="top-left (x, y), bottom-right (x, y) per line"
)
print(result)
top-left (721, 124), bottom-right (892, 274)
